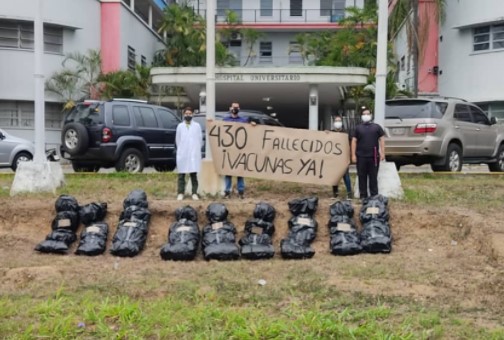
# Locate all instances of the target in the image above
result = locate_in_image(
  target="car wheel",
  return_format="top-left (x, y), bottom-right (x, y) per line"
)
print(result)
top-left (61, 123), bottom-right (89, 156)
top-left (11, 152), bottom-right (33, 171)
top-left (432, 144), bottom-right (462, 172)
top-left (115, 148), bottom-right (144, 173)
top-left (488, 144), bottom-right (504, 172)
top-left (72, 162), bottom-right (100, 173)
top-left (154, 163), bottom-right (176, 172)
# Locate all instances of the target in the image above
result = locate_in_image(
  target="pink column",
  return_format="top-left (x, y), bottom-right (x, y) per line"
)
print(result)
top-left (418, 0), bottom-right (439, 93)
top-left (101, 2), bottom-right (121, 73)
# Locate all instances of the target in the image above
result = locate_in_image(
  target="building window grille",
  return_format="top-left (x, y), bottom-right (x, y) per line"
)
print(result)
top-left (127, 45), bottom-right (136, 71)
top-left (0, 20), bottom-right (63, 53)
top-left (141, 55), bottom-right (147, 67)
top-left (320, 0), bottom-right (345, 18)
top-left (259, 41), bottom-right (272, 63)
top-left (473, 26), bottom-right (490, 51)
top-left (290, 0), bottom-right (302, 17)
top-left (260, 0), bottom-right (273, 16)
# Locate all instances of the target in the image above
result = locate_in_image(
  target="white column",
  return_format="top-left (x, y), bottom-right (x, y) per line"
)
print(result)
top-left (308, 85), bottom-right (318, 130)
top-left (205, 0), bottom-right (216, 160)
top-left (34, 0), bottom-right (45, 163)
top-left (130, 0), bottom-right (135, 11)
top-left (148, 5), bottom-right (153, 28)
top-left (374, 0), bottom-right (389, 127)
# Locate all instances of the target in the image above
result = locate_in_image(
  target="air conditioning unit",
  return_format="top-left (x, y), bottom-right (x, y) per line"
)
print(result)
top-left (230, 32), bottom-right (242, 41)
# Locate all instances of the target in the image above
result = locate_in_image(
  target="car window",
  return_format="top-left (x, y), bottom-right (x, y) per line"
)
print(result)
top-left (263, 118), bottom-right (282, 126)
top-left (133, 106), bottom-right (158, 128)
top-left (157, 109), bottom-right (179, 129)
top-left (453, 104), bottom-right (472, 122)
top-left (385, 100), bottom-right (446, 119)
top-left (65, 103), bottom-right (104, 125)
top-left (112, 105), bottom-right (130, 126)
top-left (470, 106), bottom-right (490, 125)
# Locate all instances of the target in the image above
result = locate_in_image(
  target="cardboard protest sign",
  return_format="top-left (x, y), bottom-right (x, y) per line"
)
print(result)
top-left (207, 121), bottom-right (350, 186)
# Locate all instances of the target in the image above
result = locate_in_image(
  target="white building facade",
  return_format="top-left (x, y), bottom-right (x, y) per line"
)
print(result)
top-left (438, 0), bottom-right (504, 121)
top-left (0, 0), bottom-right (167, 146)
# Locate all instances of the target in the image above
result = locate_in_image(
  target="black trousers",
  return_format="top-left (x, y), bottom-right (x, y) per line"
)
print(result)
top-left (177, 173), bottom-right (198, 195)
top-left (356, 157), bottom-right (379, 199)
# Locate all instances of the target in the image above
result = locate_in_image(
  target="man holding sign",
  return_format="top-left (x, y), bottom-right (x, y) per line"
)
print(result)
top-left (223, 102), bottom-right (249, 199)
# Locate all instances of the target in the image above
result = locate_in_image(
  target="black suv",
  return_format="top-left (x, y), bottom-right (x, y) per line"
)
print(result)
top-left (60, 99), bottom-right (181, 173)
top-left (193, 110), bottom-right (284, 157)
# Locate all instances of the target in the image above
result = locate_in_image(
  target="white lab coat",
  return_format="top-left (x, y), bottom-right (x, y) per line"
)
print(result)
top-left (175, 120), bottom-right (202, 173)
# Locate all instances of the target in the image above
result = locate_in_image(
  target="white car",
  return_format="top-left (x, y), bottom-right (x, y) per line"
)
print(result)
top-left (0, 129), bottom-right (34, 171)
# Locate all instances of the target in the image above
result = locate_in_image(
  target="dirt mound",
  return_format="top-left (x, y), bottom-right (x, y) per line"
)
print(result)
top-left (1, 196), bottom-right (504, 319)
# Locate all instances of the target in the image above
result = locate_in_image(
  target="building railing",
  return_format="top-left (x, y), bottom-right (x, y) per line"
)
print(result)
top-left (193, 9), bottom-right (346, 24)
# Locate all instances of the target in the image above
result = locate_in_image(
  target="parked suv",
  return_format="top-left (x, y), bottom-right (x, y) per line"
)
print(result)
top-left (193, 110), bottom-right (284, 157)
top-left (385, 97), bottom-right (504, 172)
top-left (60, 99), bottom-right (181, 173)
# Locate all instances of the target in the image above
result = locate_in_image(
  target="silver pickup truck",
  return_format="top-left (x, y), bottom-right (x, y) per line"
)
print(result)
top-left (384, 97), bottom-right (504, 172)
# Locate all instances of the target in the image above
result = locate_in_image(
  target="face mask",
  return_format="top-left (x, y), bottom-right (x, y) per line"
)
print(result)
top-left (232, 108), bottom-right (239, 114)
top-left (361, 114), bottom-right (372, 123)
top-left (333, 122), bottom-right (343, 129)
top-left (184, 115), bottom-right (192, 122)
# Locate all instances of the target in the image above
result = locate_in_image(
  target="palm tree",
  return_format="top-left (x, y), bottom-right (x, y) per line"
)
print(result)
top-left (241, 28), bottom-right (264, 66)
top-left (389, 0), bottom-right (446, 95)
top-left (45, 69), bottom-right (83, 110)
top-left (62, 49), bottom-right (102, 99)
top-left (98, 65), bottom-right (153, 100)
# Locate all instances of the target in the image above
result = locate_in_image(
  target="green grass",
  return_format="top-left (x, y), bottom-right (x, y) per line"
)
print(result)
top-left (2, 279), bottom-right (504, 339)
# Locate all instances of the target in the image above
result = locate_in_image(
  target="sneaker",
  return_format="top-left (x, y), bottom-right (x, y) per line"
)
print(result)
top-left (224, 191), bottom-right (231, 199)
top-left (346, 192), bottom-right (353, 200)
top-left (238, 191), bottom-right (244, 199)
top-left (192, 194), bottom-right (199, 201)
top-left (177, 194), bottom-right (184, 201)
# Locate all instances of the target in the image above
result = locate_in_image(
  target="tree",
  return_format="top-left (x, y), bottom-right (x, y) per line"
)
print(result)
top-left (98, 65), bottom-right (152, 100)
top-left (241, 28), bottom-right (265, 66)
top-left (389, 0), bottom-right (446, 95)
top-left (155, 3), bottom-right (236, 67)
top-left (45, 49), bottom-right (102, 109)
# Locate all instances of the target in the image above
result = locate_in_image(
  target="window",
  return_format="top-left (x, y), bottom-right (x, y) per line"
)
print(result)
top-left (400, 56), bottom-right (405, 71)
top-left (112, 105), bottom-right (130, 126)
top-left (453, 104), bottom-right (471, 122)
top-left (217, 0), bottom-right (230, 16)
top-left (141, 55), bottom-right (147, 67)
top-left (0, 20), bottom-right (63, 53)
top-left (44, 26), bottom-right (63, 53)
top-left (260, 0), bottom-right (273, 16)
top-left (157, 109), bottom-right (179, 129)
top-left (473, 24), bottom-right (504, 51)
top-left (470, 106), bottom-right (490, 125)
top-left (288, 42), bottom-right (303, 64)
top-left (473, 26), bottom-right (490, 51)
top-left (133, 106), bottom-right (158, 128)
top-left (290, 0), bottom-right (302, 16)
top-left (127, 46), bottom-right (136, 71)
top-left (259, 42), bottom-right (272, 63)
top-left (320, 0), bottom-right (346, 17)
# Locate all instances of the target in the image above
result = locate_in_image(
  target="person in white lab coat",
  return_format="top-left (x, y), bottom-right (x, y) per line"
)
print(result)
top-left (176, 107), bottom-right (202, 201)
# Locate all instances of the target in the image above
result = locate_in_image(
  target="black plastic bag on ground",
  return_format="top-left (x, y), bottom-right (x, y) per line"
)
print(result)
top-left (123, 189), bottom-right (148, 209)
top-left (329, 224), bottom-right (362, 256)
top-left (359, 198), bottom-right (389, 224)
top-left (55, 195), bottom-right (79, 213)
top-left (202, 220), bottom-right (239, 260)
top-left (280, 238), bottom-right (315, 259)
top-left (35, 228), bottom-right (77, 254)
top-left (110, 217), bottom-right (150, 257)
top-left (75, 222), bottom-right (109, 256)
top-left (50, 211), bottom-right (80, 232)
top-left (175, 205), bottom-right (199, 222)
top-left (287, 197), bottom-right (318, 216)
top-left (360, 220), bottom-right (392, 253)
top-left (79, 202), bottom-right (107, 226)
top-left (205, 203), bottom-right (228, 223)
top-left (253, 202), bottom-right (276, 223)
top-left (329, 200), bottom-right (354, 218)
top-left (240, 218), bottom-right (275, 260)
top-left (160, 219), bottom-right (200, 261)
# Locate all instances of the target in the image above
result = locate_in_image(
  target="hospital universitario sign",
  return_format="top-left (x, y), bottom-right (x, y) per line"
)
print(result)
top-left (216, 73), bottom-right (302, 82)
